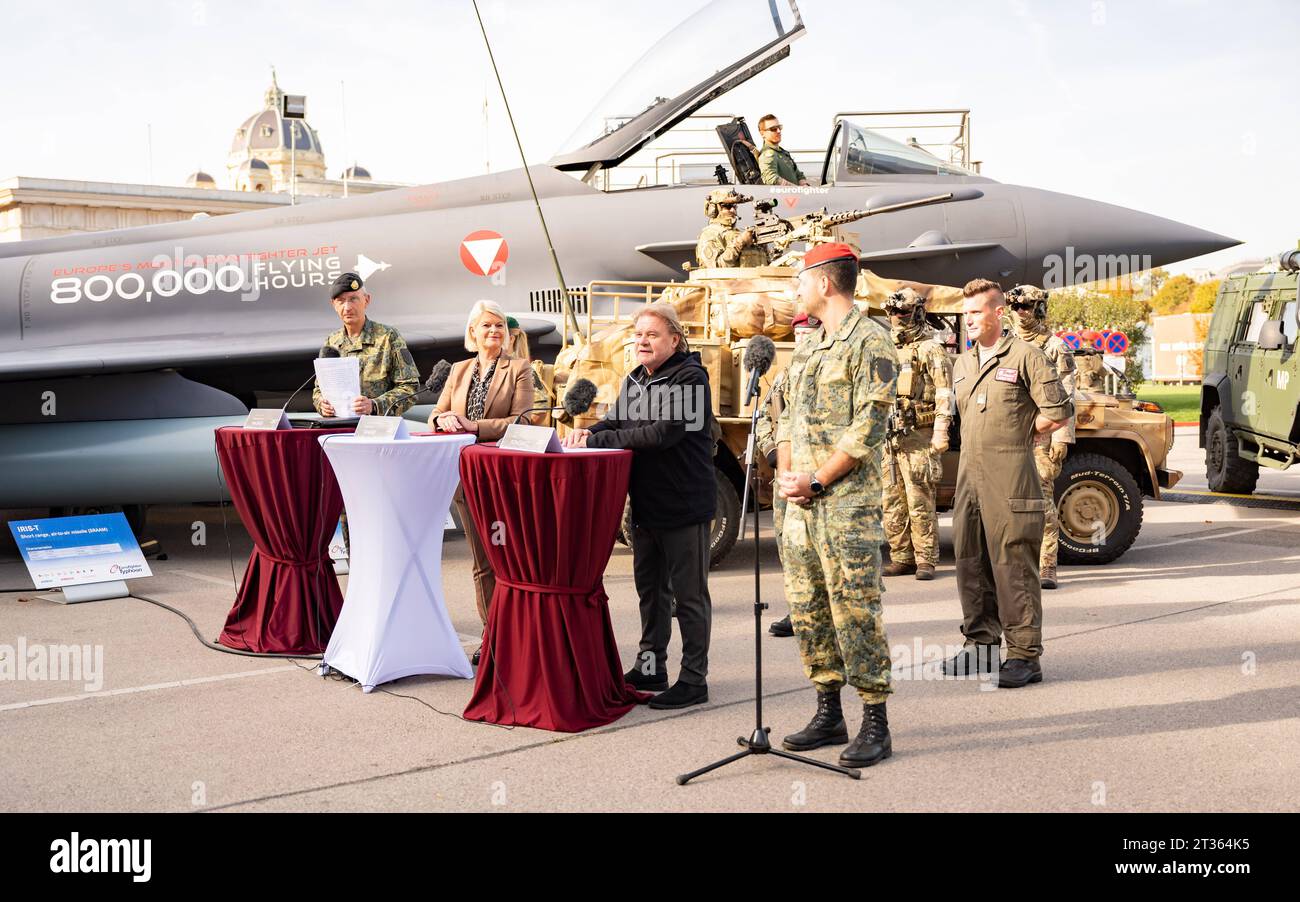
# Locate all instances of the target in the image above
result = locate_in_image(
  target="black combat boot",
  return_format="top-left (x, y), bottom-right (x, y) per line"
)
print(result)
top-left (996, 657), bottom-right (1043, 689)
top-left (768, 615), bottom-right (794, 637)
top-left (941, 643), bottom-right (1000, 676)
top-left (839, 701), bottom-right (892, 768)
top-left (781, 690), bottom-right (848, 751)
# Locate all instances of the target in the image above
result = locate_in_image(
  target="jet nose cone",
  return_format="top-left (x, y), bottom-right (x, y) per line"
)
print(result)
top-left (1017, 187), bottom-right (1241, 288)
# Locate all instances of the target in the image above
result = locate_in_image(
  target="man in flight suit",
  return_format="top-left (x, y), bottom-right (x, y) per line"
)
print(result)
top-left (942, 280), bottom-right (1073, 688)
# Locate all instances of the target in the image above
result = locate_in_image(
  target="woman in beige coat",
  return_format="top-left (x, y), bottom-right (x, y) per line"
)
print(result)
top-left (431, 300), bottom-right (535, 661)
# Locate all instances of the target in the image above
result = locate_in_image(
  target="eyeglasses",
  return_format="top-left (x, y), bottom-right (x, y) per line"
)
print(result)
top-left (765, 124), bottom-right (783, 132)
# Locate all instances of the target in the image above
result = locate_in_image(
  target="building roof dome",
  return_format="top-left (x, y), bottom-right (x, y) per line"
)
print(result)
top-left (341, 164), bottom-right (372, 180)
top-left (186, 170), bottom-right (216, 188)
top-left (230, 70), bottom-right (324, 158)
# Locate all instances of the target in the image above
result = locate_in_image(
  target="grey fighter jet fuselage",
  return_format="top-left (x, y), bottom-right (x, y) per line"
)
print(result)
top-left (0, 0), bottom-right (1238, 510)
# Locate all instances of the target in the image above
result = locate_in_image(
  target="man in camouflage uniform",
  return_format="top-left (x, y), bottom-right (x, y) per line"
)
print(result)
top-left (880, 288), bottom-right (955, 581)
top-left (775, 243), bottom-right (898, 768)
top-left (755, 313), bottom-right (818, 638)
top-left (1006, 285), bottom-right (1077, 590)
top-left (312, 271), bottom-right (420, 418)
top-left (313, 271), bottom-right (420, 553)
top-left (695, 189), bottom-right (770, 269)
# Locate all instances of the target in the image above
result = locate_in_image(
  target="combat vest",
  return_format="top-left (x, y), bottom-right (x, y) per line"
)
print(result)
top-left (890, 328), bottom-right (943, 433)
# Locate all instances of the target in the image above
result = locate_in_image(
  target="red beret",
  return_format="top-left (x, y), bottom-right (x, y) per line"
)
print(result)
top-left (791, 312), bottom-right (810, 329)
top-left (801, 242), bottom-right (858, 272)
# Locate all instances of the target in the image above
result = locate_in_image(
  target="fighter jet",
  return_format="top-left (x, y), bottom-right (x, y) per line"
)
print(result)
top-left (0, 0), bottom-right (1236, 512)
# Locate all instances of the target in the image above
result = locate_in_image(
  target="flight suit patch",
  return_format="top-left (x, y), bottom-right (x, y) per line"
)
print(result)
top-left (995, 367), bottom-right (1018, 384)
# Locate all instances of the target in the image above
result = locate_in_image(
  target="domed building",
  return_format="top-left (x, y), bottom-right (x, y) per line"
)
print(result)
top-left (227, 70), bottom-right (327, 191)
top-left (185, 170), bottom-right (217, 189)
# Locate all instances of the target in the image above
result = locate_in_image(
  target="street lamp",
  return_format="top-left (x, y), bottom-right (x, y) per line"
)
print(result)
top-left (282, 93), bottom-right (307, 205)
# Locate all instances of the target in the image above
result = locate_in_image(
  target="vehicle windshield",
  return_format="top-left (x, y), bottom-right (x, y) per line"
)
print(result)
top-left (553, 0), bottom-right (802, 161)
top-left (843, 122), bottom-right (974, 177)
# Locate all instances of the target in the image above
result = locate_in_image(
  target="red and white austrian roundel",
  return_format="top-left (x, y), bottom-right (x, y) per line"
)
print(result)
top-left (459, 230), bottom-right (509, 276)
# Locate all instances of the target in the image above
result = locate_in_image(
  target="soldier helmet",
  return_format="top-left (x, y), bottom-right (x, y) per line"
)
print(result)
top-left (1006, 284), bottom-right (1049, 320)
top-left (884, 287), bottom-right (927, 328)
top-left (704, 188), bottom-right (753, 219)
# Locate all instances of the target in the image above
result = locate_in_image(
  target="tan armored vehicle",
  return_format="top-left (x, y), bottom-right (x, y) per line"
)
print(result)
top-left (541, 266), bottom-right (1180, 567)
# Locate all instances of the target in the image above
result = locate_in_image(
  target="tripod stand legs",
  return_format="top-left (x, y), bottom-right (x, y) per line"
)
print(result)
top-left (676, 727), bottom-right (862, 784)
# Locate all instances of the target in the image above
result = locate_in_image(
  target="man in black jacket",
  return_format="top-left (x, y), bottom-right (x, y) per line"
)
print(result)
top-left (563, 302), bottom-right (716, 709)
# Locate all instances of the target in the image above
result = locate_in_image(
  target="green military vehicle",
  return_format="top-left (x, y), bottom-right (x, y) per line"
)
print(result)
top-left (545, 266), bottom-right (1180, 568)
top-left (1201, 250), bottom-right (1300, 493)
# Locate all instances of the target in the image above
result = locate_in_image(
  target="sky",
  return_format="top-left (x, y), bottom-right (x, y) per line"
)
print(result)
top-left (1, 0), bottom-right (1296, 275)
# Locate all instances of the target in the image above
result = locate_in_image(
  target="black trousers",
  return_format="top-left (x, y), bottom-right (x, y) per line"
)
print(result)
top-left (630, 521), bottom-right (712, 686)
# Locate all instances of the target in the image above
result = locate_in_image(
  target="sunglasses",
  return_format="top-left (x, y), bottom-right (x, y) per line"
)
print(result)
top-left (765, 125), bottom-right (783, 132)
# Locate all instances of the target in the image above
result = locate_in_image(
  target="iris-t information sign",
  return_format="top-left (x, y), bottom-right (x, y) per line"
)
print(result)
top-left (7, 513), bottom-right (151, 590)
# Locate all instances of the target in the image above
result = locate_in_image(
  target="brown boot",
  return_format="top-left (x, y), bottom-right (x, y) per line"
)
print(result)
top-left (882, 561), bottom-right (916, 577)
top-left (915, 564), bottom-right (935, 581)
top-left (1040, 564), bottom-right (1058, 590)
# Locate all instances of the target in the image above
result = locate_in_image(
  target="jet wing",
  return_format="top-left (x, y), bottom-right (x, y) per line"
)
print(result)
top-left (858, 240), bottom-right (1002, 263)
top-left (0, 315), bottom-right (555, 381)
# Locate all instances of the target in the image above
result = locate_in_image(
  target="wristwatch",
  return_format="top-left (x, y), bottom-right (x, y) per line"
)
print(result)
top-left (809, 473), bottom-right (826, 496)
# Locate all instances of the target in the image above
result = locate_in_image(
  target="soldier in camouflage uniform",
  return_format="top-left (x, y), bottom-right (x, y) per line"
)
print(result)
top-left (695, 189), bottom-right (770, 269)
top-left (312, 271), bottom-right (420, 554)
top-left (1006, 285), bottom-right (1077, 590)
top-left (755, 313), bottom-right (818, 638)
top-left (775, 243), bottom-right (898, 768)
top-left (312, 271), bottom-right (420, 418)
top-left (880, 289), bottom-right (955, 581)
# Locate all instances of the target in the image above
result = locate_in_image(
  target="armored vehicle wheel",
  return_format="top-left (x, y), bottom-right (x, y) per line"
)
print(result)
top-left (1056, 452), bottom-right (1143, 565)
top-left (1205, 405), bottom-right (1259, 495)
top-left (709, 475), bottom-right (741, 568)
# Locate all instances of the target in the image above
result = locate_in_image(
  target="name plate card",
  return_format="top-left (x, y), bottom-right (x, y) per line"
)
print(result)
top-left (244, 409), bottom-right (291, 430)
top-left (498, 424), bottom-right (562, 453)
top-left (354, 416), bottom-right (411, 440)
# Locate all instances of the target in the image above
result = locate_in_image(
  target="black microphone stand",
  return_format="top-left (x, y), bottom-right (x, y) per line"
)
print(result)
top-left (676, 373), bottom-right (860, 784)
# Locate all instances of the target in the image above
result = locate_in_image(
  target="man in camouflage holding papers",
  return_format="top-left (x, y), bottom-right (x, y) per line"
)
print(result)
top-left (312, 271), bottom-right (420, 418)
top-left (775, 242), bottom-right (898, 768)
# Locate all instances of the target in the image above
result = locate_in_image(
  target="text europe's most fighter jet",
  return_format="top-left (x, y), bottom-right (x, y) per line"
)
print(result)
top-left (0, 0), bottom-right (1236, 511)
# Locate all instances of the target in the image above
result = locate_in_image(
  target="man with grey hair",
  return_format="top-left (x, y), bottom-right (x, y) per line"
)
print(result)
top-left (563, 302), bottom-right (718, 709)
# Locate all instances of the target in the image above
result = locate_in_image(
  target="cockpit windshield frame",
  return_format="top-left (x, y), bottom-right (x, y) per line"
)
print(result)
top-left (548, 0), bottom-right (805, 173)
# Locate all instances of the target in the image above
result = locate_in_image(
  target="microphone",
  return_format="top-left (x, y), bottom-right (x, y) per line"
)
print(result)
top-left (743, 336), bottom-right (776, 403)
top-left (281, 345), bottom-right (339, 420)
top-left (563, 378), bottom-right (598, 417)
top-left (511, 376), bottom-right (599, 425)
top-left (384, 358), bottom-right (452, 417)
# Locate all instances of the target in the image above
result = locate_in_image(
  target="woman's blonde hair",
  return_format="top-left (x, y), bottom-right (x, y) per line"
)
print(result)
top-left (636, 302), bottom-right (689, 352)
top-left (464, 299), bottom-right (508, 352)
top-left (509, 328), bottom-right (532, 360)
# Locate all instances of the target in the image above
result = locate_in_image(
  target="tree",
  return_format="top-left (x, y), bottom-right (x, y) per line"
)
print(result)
top-left (1190, 279), bottom-right (1222, 314)
top-left (1047, 290), bottom-right (1150, 387)
top-left (1143, 267), bottom-right (1170, 299)
top-left (1150, 274), bottom-right (1196, 315)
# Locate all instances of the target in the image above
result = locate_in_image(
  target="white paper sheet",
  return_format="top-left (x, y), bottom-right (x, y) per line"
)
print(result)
top-left (314, 357), bottom-right (361, 415)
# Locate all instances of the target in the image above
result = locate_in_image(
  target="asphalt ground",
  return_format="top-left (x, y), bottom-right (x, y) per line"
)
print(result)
top-left (1, 429), bottom-right (1297, 812)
